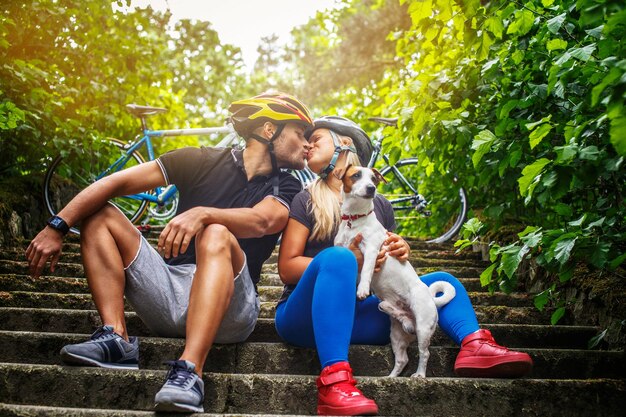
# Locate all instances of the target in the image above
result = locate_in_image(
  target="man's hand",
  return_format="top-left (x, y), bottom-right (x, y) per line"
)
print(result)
top-left (348, 233), bottom-right (364, 272)
top-left (374, 231), bottom-right (410, 272)
top-left (25, 227), bottom-right (63, 278)
top-left (158, 207), bottom-right (208, 258)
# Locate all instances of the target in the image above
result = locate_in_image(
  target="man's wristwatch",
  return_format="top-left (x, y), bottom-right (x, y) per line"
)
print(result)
top-left (46, 215), bottom-right (70, 235)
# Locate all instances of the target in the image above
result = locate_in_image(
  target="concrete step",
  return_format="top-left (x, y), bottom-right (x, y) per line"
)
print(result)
top-left (0, 291), bottom-right (566, 323)
top-left (0, 403), bottom-right (307, 417)
top-left (1, 364), bottom-right (624, 416)
top-left (1, 331), bottom-right (623, 380)
top-left (0, 309), bottom-right (599, 348)
top-left (0, 290), bottom-right (536, 314)
top-left (0, 272), bottom-right (489, 293)
top-left (5, 246), bottom-right (489, 269)
top-left (0, 275), bottom-right (530, 305)
top-left (1, 259), bottom-right (488, 280)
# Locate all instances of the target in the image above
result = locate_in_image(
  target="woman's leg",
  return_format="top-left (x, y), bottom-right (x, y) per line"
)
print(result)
top-left (275, 246), bottom-right (378, 415)
top-left (275, 246), bottom-right (358, 367)
top-left (420, 271), bottom-right (480, 344)
top-left (350, 294), bottom-right (391, 345)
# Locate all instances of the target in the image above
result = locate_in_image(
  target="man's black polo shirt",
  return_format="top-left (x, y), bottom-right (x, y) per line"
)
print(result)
top-left (156, 146), bottom-right (302, 286)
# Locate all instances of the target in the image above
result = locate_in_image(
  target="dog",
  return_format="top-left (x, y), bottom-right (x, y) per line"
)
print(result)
top-left (334, 165), bottom-right (456, 378)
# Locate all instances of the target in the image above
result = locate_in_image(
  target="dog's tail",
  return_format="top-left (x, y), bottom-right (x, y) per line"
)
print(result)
top-left (429, 281), bottom-right (456, 308)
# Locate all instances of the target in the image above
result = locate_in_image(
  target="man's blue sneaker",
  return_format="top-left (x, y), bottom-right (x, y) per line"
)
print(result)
top-left (154, 360), bottom-right (204, 413)
top-left (60, 325), bottom-right (139, 369)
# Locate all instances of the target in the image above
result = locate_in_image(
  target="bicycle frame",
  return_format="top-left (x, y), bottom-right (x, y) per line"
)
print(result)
top-left (367, 136), bottom-right (422, 209)
top-left (105, 124), bottom-right (236, 207)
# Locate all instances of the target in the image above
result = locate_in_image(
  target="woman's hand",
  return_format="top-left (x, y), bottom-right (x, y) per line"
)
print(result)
top-left (374, 231), bottom-right (410, 272)
top-left (348, 233), bottom-right (364, 272)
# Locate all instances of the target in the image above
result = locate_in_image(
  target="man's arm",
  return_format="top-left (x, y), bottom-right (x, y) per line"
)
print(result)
top-left (158, 196), bottom-right (290, 259)
top-left (26, 161), bottom-right (166, 277)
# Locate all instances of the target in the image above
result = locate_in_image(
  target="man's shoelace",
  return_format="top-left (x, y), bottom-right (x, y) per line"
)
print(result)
top-left (164, 361), bottom-right (194, 388)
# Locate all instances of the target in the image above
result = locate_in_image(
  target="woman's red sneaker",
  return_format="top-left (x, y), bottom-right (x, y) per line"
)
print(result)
top-left (316, 361), bottom-right (379, 416)
top-left (454, 329), bottom-right (533, 378)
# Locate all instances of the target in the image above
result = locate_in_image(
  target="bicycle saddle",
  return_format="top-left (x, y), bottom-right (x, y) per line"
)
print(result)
top-left (126, 104), bottom-right (168, 117)
top-left (368, 117), bottom-right (398, 127)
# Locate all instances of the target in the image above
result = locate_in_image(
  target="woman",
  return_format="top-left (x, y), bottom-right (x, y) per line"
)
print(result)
top-left (276, 116), bottom-right (533, 416)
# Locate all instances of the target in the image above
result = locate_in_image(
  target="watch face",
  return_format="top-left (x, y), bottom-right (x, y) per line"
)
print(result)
top-left (50, 217), bottom-right (63, 227)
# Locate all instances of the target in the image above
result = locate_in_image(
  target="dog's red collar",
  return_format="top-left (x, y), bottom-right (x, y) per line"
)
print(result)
top-left (341, 210), bottom-right (373, 228)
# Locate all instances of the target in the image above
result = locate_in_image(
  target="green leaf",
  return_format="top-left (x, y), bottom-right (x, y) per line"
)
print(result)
top-left (569, 44), bottom-right (596, 61)
top-left (526, 115), bottom-right (552, 130)
top-left (534, 290), bottom-right (550, 311)
top-left (518, 158), bottom-right (551, 197)
top-left (478, 32), bottom-right (494, 61)
top-left (590, 243), bottom-right (610, 268)
top-left (485, 16), bottom-right (504, 39)
top-left (546, 38), bottom-right (567, 51)
top-left (546, 13), bottom-right (566, 34)
top-left (591, 67), bottom-right (622, 107)
top-left (471, 130), bottom-right (497, 167)
top-left (609, 116), bottom-right (626, 156)
top-left (498, 100), bottom-right (518, 119)
top-left (579, 145), bottom-right (600, 161)
top-left (554, 203), bottom-right (573, 217)
top-left (511, 50), bottom-right (524, 65)
top-left (498, 245), bottom-right (529, 279)
top-left (520, 230), bottom-right (543, 248)
top-left (509, 149), bottom-right (522, 167)
top-left (529, 123), bottom-right (553, 149)
top-left (555, 145), bottom-right (578, 164)
top-left (609, 253), bottom-right (626, 269)
top-left (568, 215), bottom-right (587, 227)
top-left (553, 237), bottom-right (577, 265)
top-left (507, 9), bottom-right (535, 36)
top-left (588, 329), bottom-right (608, 349)
top-left (551, 307), bottom-right (566, 325)
top-left (462, 217), bottom-right (485, 236)
top-left (480, 264), bottom-right (497, 287)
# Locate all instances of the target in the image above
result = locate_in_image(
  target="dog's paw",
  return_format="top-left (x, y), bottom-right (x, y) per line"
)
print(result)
top-left (410, 372), bottom-right (426, 378)
top-left (356, 285), bottom-right (370, 300)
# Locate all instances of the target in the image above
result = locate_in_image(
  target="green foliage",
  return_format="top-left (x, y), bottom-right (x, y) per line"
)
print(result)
top-left (286, 0), bottom-right (625, 322)
top-left (0, 0), bottom-right (248, 177)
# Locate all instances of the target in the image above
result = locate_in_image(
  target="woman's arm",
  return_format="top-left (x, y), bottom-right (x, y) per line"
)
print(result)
top-left (278, 218), bottom-right (313, 285)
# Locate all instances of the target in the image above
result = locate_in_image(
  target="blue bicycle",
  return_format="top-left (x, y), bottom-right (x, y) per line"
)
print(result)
top-left (43, 104), bottom-right (239, 234)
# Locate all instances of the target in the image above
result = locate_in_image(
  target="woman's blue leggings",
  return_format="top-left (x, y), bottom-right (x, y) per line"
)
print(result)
top-left (275, 246), bottom-right (480, 368)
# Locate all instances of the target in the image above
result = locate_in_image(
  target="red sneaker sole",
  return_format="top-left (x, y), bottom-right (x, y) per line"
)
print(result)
top-left (455, 359), bottom-right (533, 378)
top-left (317, 403), bottom-right (379, 416)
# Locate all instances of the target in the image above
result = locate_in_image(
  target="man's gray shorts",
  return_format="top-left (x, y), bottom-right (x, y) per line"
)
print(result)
top-left (124, 235), bottom-right (260, 343)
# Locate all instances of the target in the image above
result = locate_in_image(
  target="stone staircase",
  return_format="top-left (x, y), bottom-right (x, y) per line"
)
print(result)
top-left (0, 229), bottom-right (624, 416)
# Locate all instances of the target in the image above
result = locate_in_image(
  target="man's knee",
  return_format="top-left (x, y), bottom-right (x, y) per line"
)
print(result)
top-left (196, 224), bottom-right (235, 256)
top-left (81, 204), bottom-right (124, 234)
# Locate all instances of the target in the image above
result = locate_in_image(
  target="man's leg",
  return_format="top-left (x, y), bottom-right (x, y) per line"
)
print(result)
top-left (80, 204), bottom-right (141, 340)
top-left (179, 223), bottom-right (245, 375)
top-left (154, 224), bottom-right (244, 413)
top-left (59, 204), bottom-right (141, 369)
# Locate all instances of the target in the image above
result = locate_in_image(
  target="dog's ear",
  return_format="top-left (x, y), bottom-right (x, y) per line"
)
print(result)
top-left (372, 168), bottom-right (388, 184)
top-left (338, 164), bottom-right (353, 180)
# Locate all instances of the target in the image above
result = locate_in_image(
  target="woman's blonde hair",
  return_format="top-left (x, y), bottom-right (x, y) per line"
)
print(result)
top-left (308, 150), bottom-right (361, 241)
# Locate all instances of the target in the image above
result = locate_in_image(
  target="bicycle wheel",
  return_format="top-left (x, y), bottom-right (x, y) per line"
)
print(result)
top-left (43, 138), bottom-right (149, 234)
top-left (378, 158), bottom-right (468, 243)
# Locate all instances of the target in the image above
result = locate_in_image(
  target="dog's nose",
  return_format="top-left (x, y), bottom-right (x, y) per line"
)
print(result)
top-left (366, 184), bottom-right (376, 196)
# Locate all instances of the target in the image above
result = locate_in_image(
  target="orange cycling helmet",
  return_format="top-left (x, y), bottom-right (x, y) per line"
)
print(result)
top-left (228, 92), bottom-right (313, 137)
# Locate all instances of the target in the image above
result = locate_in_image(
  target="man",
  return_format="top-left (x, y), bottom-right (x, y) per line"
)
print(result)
top-left (25, 92), bottom-right (313, 413)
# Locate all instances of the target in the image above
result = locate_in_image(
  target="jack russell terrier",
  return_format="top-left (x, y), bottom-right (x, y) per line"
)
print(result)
top-left (334, 165), bottom-right (456, 378)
